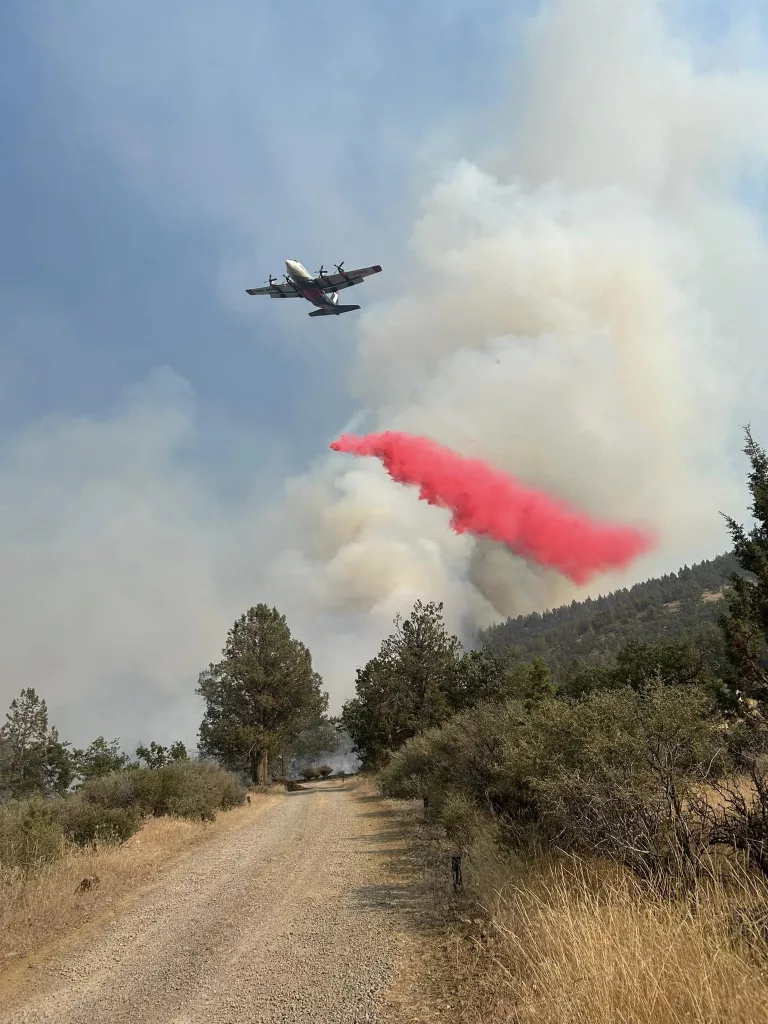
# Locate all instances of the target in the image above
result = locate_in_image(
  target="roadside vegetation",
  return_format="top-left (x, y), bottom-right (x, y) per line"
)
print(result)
top-left (0, 594), bottom-right (349, 967)
top-left (0, 796), bottom-right (278, 965)
top-left (0, 737), bottom-right (253, 963)
top-left (340, 425), bottom-right (768, 1023)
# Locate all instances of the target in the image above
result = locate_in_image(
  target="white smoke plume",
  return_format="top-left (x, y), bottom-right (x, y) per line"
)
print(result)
top-left (4, 0), bottom-right (768, 744)
top-left (258, 0), bottom-right (768, 697)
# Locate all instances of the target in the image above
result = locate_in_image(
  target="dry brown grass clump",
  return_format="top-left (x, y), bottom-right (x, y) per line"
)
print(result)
top-left (454, 846), bottom-right (768, 1024)
top-left (0, 794), bottom-right (279, 967)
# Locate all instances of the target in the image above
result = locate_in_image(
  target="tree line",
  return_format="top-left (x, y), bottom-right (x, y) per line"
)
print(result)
top-left (0, 689), bottom-right (190, 803)
top-left (478, 552), bottom-right (741, 680)
top-left (0, 606), bottom-right (344, 803)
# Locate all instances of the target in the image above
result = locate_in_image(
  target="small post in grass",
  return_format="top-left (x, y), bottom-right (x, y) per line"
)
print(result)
top-left (451, 854), bottom-right (463, 892)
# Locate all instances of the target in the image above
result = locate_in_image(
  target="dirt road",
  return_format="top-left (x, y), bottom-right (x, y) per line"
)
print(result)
top-left (1, 781), bottom-right (432, 1024)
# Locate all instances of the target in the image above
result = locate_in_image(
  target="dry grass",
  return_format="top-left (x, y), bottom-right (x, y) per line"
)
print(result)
top-left (442, 843), bottom-right (768, 1024)
top-left (377, 800), bottom-right (768, 1024)
top-left (0, 793), bottom-right (281, 968)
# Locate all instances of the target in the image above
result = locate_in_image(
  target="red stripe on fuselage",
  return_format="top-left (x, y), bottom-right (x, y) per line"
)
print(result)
top-left (291, 280), bottom-right (332, 308)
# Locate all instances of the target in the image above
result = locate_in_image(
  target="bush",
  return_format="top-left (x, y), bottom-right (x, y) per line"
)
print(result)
top-left (528, 685), bottom-right (727, 885)
top-left (301, 766), bottom-right (320, 780)
top-left (692, 722), bottom-right (768, 878)
top-left (55, 796), bottom-right (141, 846)
top-left (382, 685), bottom-right (729, 887)
top-left (0, 797), bottom-right (64, 871)
top-left (127, 761), bottom-right (239, 819)
top-left (73, 769), bottom-right (140, 810)
top-left (439, 791), bottom-right (487, 849)
top-left (75, 759), bottom-right (245, 822)
top-left (318, 765), bottom-right (333, 778)
top-left (381, 700), bottom-right (537, 827)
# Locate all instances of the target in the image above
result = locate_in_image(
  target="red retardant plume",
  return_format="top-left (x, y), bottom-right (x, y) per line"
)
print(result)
top-left (329, 431), bottom-right (656, 585)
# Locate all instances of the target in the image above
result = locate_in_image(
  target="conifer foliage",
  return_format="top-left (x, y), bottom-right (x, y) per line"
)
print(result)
top-left (197, 604), bottom-right (328, 785)
top-left (720, 425), bottom-right (768, 706)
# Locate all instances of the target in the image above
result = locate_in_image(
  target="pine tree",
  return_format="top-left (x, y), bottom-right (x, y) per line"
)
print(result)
top-left (73, 737), bottom-right (130, 780)
top-left (720, 425), bottom-right (768, 707)
top-left (341, 601), bottom-right (464, 768)
top-left (0, 688), bottom-right (73, 797)
top-left (197, 605), bottom-right (327, 785)
top-left (134, 740), bottom-right (187, 769)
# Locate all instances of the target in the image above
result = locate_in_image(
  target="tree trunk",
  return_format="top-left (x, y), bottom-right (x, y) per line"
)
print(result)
top-left (258, 748), bottom-right (270, 786)
top-left (249, 750), bottom-right (258, 786)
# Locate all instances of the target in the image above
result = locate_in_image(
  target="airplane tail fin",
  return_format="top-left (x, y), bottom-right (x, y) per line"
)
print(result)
top-left (308, 304), bottom-right (361, 317)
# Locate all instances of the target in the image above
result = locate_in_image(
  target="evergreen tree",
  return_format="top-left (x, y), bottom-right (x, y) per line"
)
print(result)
top-left (169, 740), bottom-right (189, 761)
top-left (341, 656), bottom-right (411, 769)
top-left (134, 740), bottom-right (188, 769)
top-left (341, 601), bottom-right (464, 768)
top-left (0, 688), bottom-right (73, 797)
top-left (73, 736), bottom-right (130, 780)
top-left (720, 425), bottom-right (768, 706)
top-left (197, 604), bottom-right (327, 785)
top-left (454, 647), bottom-right (554, 709)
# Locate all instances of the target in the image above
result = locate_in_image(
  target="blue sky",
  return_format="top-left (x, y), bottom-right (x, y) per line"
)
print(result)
top-left (1, 0), bottom-right (767, 752)
top-left (0, 1), bottom-right (520, 459)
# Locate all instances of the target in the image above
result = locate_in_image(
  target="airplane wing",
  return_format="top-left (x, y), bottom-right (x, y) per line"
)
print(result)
top-left (317, 265), bottom-right (382, 292)
top-left (245, 283), bottom-right (302, 298)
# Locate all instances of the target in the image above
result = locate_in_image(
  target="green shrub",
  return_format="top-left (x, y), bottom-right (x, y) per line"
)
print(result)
top-left (0, 796), bottom-right (64, 871)
top-left (382, 685), bottom-right (728, 886)
top-left (74, 769), bottom-right (140, 810)
top-left (75, 759), bottom-right (245, 822)
top-left (527, 685), bottom-right (728, 883)
top-left (381, 700), bottom-right (537, 826)
top-left (439, 791), bottom-right (487, 849)
top-left (318, 764), bottom-right (332, 778)
top-left (0, 763), bottom-right (245, 871)
top-left (54, 796), bottom-right (141, 846)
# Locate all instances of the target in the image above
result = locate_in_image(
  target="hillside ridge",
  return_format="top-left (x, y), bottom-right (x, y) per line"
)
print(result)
top-left (477, 552), bottom-right (741, 670)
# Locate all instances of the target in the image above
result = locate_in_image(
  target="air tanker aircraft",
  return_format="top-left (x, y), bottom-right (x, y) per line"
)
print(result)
top-left (246, 259), bottom-right (382, 317)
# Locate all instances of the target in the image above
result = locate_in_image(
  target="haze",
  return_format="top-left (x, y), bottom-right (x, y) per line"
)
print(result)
top-left (1, 0), bottom-right (767, 753)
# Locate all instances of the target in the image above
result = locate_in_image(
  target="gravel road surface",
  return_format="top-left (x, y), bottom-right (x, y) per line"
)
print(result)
top-left (1, 781), bottom-right (421, 1024)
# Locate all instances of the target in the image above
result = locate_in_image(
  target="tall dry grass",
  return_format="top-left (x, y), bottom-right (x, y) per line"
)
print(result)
top-left (0, 794), bottom-right (280, 967)
top-left (453, 843), bottom-right (768, 1024)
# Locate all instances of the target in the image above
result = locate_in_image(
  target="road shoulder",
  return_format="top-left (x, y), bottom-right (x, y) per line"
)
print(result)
top-left (0, 793), bottom-right (283, 1005)
top-left (371, 793), bottom-right (475, 1024)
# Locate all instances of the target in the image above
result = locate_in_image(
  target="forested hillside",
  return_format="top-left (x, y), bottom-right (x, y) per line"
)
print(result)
top-left (477, 552), bottom-right (741, 673)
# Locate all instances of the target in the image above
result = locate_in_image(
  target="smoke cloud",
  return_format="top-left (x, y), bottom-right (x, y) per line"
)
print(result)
top-left (5, 0), bottom-right (768, 743)
top-left (260, 0), bottom-right (768, 700)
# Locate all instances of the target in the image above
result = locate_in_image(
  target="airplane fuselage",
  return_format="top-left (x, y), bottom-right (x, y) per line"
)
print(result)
top-left (285, 259), bottom-right (340, 309)
top-left (246, 258), bottom-right (380, 316)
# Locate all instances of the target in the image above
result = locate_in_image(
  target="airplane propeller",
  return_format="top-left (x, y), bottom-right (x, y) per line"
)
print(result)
top-left (316, 265), bottom-right (327, 278)
top-left (334, 262), bottom-right (345, 274)
top-left (266, 274), bottom-right (277, 286)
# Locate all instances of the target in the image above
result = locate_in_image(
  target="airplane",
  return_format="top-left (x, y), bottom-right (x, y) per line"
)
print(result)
top-left (246, 259), bottom-right (382, 317)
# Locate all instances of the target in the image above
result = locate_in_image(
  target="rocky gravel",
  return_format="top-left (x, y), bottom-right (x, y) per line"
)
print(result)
top-left (1, 781), bottom-right (414, 1024)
